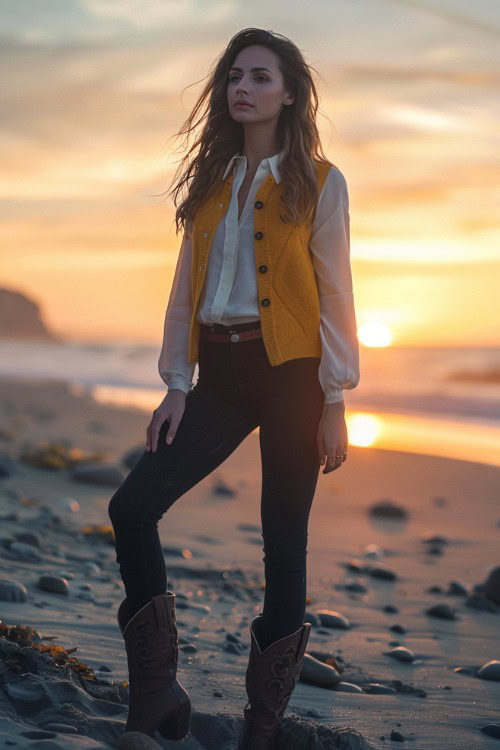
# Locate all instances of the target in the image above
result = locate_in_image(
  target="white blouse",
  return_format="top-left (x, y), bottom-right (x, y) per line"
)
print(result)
top-left (158, 150), bottom-right (360, 404)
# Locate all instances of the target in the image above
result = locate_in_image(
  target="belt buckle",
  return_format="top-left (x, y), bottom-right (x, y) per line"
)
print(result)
top-left (228, 328), bottom-right (240, 343)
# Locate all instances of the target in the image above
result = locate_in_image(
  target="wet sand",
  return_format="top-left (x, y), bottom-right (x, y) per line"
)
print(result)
top-left (0, 374), bottom-right (499, 749)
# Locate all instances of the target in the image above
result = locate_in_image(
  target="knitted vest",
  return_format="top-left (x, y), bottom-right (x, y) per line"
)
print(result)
top-left (188, 159), bottom-right (331, 366)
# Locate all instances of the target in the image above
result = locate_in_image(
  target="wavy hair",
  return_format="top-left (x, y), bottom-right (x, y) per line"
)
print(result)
top-left (164, 27), bottom-right (334, 234)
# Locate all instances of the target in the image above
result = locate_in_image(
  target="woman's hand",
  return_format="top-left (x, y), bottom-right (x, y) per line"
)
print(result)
top-left (146, 389), bottom-right (187, 453)
top-left (317, 400), bottom-right (348, 473)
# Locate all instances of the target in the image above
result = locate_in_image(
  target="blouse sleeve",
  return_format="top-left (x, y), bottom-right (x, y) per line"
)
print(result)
top-left (157, 227), bottom-right (196, 393)
top-left (310, 166), bottom-right (360, 404)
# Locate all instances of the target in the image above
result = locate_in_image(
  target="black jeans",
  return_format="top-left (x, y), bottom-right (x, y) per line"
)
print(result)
top-left (107, 321), bottom-right (325, 649)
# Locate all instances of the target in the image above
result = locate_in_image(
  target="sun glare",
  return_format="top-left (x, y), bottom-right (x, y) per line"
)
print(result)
top-left (347, 413), bottom-right (381, 447)
top-left (358, 321), bottom-right (393, 347)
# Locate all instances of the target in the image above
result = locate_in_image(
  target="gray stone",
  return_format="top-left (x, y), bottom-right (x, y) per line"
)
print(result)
top-left (0, 577), bottom-right (28, 602)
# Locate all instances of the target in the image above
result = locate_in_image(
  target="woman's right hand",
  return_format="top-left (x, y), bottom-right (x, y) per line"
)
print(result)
top-left (146, 389), bottom-right (187, 453)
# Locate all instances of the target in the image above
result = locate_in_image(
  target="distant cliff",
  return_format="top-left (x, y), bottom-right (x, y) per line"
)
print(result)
top-left (0, 287), bottom-right (61, 340)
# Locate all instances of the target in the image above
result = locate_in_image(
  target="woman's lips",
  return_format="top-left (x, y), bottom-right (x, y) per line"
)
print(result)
top-left (235, 102), bottom-right (252, 107)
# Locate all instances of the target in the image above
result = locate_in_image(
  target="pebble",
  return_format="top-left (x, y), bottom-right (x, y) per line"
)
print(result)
top-left (369, 566), bottom-right (397, 581)
top-left (485, 566), bottom-right (500, 605)
top-left (477, 660), bottom-right (500, 681)
top-left (369, 499), bottom-right (408, 519)
top-left (383, 604), bottom-right (399, 614)
top-left (465, 594), bottom-right (498, 612)
top-left (211, 478), bottom-right (236, 497)
top-left (14, 531), bottom-right (41, 548)
top-left (426, 603), bottom-right (457, 619)
top-left (70, 463), bottom-right (125, 486)
top-left (385, 646), bottom-right (415, 662)
top-left (300, 654), bottom-right (341, 686)
top-left (83, 560), bottom-right (101, 576)
top-left (447, 581), bottom-right (468, 596)
top-left (333, 681), bottom-right (364, 692)
top-left (9, 541), bottom-right (42, 562)
top-left (315, 609), bottom-right (351, 629)
top-left (421, 532), bottom-right (448, 545)
top-left (480, 724), bottom-right (500, 739)
top-left (0, 577), bottom-right (28, 602)
top-left (389, 624), bottom-right (406, 634)
top-left (37, 574), bottom-right (70, 596)
top-left (363, 543), bottom-right (384, 559)
top-left (365, 683), bottom-right (397, 694)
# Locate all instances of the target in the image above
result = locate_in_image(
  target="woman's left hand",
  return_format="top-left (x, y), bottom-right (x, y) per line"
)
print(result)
top-left (317, 401), bottom-right (348, 473)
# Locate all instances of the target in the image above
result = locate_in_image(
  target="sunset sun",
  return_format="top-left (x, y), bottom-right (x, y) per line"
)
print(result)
top-left (358, 321), bottom-right (393, 347)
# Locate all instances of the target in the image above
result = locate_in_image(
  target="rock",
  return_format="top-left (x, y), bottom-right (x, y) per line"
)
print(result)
top-left (447, 581), bottom-right (468, 596)
top-left (342, 559), bottom-right (367, 573)
top-left (334, 681), bottom-right (364, 692)
top-left (365, 683), bottom-right (397, 694)
top-left (369, 566), bottom-right (397, 581)
top-left (9, 541), bottom-right (42, 562)
top-left (421, 532), bottom-right (448, 545)
top-left (37, 575), bottom-right (70, 596)
top-left (383, 604), bottom-right (399, 614)
top-left (14, 531), bottom-right (41, 548)
top-left (344, 582), bottom-right (367, 593)
top-left (316, 609), bottom-right (351, 629)
top-left (477, 660), bottom-right (500, 681)
top-left (0, 287), bottom-right (60, 340)
top-left (70, 463), bottom-right (125, 486)
top-left (363, 543), bottom-right (383, 559)
top-left (211, 478), bottom-right (236, 497)
top-left (83, 561), bottom-right (101, 576)
top-left (389, 624), bottom-right (406, 634)
top-left (300, 654), bottom-right (341, 687)
top-left (464, 594), bottom-right (498, 612)
top-left (480, 724), bottom-right (500, 739)
top-left (369, 499), bottom-right (408, 519)
top-left (385, 646), bottom-right (415, 662)
top-left (0, 577), bottom-right (28, 602)
top-left (390, 729), bottom-right (405, 742)
top-left (426, 603), bottom-right (457, 620)
top-left (484, 566), bottom-right (500, 605)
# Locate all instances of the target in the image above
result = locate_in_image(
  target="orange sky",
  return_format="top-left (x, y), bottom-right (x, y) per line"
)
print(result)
top-left (1, 1), bottom-right (499, 345)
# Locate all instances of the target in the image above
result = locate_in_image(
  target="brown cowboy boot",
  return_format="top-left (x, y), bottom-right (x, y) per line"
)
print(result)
top-left (238, 612), bottom-right (311, 750)
top-left (117, 591), bottom-right (191, 739)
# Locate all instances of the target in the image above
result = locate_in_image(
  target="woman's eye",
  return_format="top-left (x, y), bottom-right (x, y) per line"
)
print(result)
top-left (228, 75), bottom-right (267, 82)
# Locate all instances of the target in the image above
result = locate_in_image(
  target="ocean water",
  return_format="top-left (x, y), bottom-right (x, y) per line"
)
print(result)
top-left (0, 338), bottom-right (499, 467)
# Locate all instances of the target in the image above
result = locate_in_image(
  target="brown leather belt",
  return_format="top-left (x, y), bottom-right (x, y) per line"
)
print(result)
top-left (200, 321), bottom-right (262, 343)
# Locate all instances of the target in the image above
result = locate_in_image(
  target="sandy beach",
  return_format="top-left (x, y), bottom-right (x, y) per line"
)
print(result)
top-left (0, 373), bottom-right (499, 750)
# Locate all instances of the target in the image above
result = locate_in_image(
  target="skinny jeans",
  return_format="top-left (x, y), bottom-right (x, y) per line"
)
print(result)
top-left (107, 320), bottom-right (325, 649)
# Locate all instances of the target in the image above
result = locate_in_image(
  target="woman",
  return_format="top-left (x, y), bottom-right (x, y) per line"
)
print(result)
top-left (108, 27), bottom-right (360, 748)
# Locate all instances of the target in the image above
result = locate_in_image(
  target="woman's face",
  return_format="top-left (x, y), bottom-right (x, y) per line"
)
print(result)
top-left (227, 44), bottom-right (293, 124)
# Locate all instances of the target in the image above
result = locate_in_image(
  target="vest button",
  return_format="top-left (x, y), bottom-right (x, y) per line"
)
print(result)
top-left (261, 298), bottom-right (271, 307)
top-left (255, 201), bottom-right (263, 209)
top-left (258, 265), bottom-right (268, 273)
top-left (255, 231), bottom-right (264, 240)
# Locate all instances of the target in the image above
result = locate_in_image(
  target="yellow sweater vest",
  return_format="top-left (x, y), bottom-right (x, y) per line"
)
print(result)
top-left (188, 159), bottom-right (332, 366)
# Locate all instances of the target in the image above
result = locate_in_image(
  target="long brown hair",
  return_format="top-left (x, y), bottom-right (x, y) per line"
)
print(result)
top-left (165, 27), bottom-right (334, 234)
